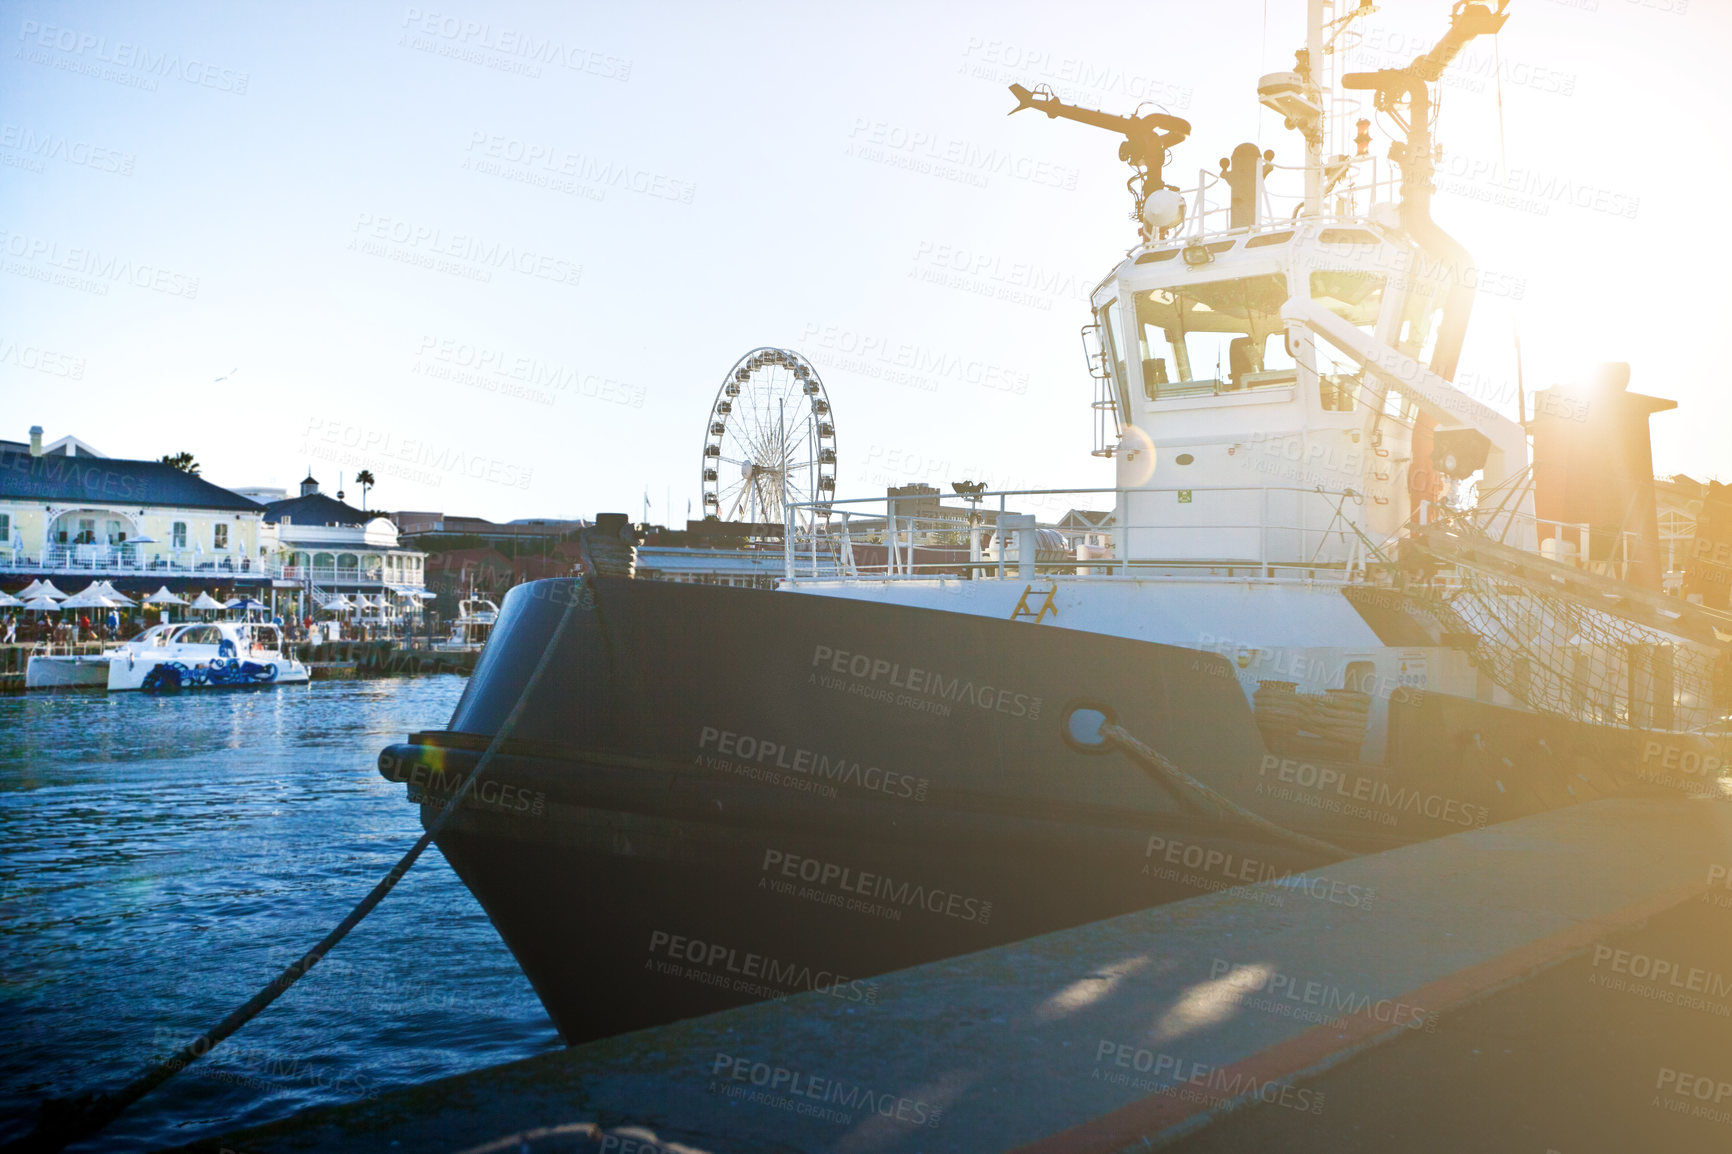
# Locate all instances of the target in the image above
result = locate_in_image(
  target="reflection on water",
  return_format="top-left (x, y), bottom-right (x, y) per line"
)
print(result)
top-left (0, 678), bottom-right (561, 1152)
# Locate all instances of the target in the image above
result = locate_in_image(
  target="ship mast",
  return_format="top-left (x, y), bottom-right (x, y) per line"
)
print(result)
top-left (1303, 0), bottom-right (1324, 217)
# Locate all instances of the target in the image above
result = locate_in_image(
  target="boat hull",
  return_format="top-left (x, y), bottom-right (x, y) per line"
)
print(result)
top-left (381, 576), bottom-right (1652, 1045)
top-left (23, 654), bottom-right (112, 689)
top-left (107, 654), bottom-right (309, 691)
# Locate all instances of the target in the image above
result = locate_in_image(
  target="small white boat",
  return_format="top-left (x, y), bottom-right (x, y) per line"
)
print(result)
top-left (431, 596), bottom-right (499, 653)
top-left (25, 621), bottom-right (309, 692)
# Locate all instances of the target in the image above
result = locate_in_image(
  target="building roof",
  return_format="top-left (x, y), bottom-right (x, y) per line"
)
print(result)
top-left (392, 512), bottom-right (586, 538)
top-left (0, 445), bottom-right (264, 512)
top-left (262, 492), bottom-right (372, 527)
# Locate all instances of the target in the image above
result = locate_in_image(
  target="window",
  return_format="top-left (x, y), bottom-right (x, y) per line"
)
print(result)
top-left (106, 519), bottom-right (126, 544)
top-left (0, 513), bottom-right (9, 543)
top-left (214, 523), bottom-right (229, 550)
top-left (172, 522), bottom-right (187, 549)
top-left (1098, 300), bottom-right (1131, 407)
top-left (76, 518), bottom-right (97, 545)
top-left (1310, 270), bottom-right (1386, 333)
top-left (1136, 275), bottom-right (1295, 397)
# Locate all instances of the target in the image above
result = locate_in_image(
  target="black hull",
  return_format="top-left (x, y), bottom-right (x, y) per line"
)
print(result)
top-left (381, 577), bottom-right (1652, 1045)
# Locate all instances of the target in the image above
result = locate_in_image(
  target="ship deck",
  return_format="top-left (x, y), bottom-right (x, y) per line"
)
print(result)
top-left (188, 791), bottom-right (1732, 1154)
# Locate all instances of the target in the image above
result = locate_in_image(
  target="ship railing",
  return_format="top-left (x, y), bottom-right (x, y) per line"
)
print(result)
top-left (1416, 500), bottom-right (1648, 582)
top-left (783, 485), bottom-right (1388, 584)
top-left (1164, 159), bottom-right (1404, 246)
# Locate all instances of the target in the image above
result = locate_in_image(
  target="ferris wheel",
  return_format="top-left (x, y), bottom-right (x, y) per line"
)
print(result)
top-left (701, 347), bottom-right (837, 528)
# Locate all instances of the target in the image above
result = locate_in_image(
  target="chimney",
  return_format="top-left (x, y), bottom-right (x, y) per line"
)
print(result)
top-left (29, 426), bottom-right (43, 457)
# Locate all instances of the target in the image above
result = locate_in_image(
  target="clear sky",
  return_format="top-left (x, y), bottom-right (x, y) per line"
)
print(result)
top-left (2, 0), bottom-right (1725, 522)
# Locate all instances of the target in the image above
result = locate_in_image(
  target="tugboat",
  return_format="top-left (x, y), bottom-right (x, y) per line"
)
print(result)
top-left (381, 0), bottom-right (1732, 1046)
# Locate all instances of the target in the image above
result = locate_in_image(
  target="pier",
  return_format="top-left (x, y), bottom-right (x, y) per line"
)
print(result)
top-left (190, 793), bottom-right (1732, 1153)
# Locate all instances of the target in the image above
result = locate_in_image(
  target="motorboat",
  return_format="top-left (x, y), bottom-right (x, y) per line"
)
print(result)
top-left (25, 620), bottom-right (309, 691)
top-left (431, 596), bottom-right (499, 653)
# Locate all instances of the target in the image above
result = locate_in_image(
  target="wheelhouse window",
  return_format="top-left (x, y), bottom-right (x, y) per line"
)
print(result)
top-left (1310, 270), bottom-right (1386, 333)
top-left (1097, 299), bottom-right (1129, 405)
top-left (1136, 275), bottom-right (1295, 397)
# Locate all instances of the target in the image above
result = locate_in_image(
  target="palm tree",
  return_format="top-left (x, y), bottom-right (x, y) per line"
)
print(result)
top-left (160, 452), bottom-right (200, 475)
top-left (355, 470), bottom-right (376, 511)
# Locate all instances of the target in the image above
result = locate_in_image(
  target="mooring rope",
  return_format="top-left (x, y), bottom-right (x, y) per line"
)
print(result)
top-left (6, 576), bottom-right (591, 1154)
top-left (1098, 722), bottom-right (1349, 858)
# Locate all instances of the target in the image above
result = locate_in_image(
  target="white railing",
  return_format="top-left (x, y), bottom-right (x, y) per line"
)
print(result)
top-left (783, 486), bottom-right (1380, 584)
top-left (1, 545), bottom-right (263, 576)
top-left (0, 549), bottom-right (422, 587)
top-left (1169, 159), bottom-right (1402, 245)
top-left (1421, 500), bottom-right (1648, 582)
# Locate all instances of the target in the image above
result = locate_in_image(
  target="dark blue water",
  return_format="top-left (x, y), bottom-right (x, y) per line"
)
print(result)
top-left (0, 677), bottom-right (562, 1152)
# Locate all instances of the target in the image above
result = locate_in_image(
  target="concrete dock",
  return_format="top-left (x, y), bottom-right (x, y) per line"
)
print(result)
top-left (188, 792), bottom-right (1732, 1154)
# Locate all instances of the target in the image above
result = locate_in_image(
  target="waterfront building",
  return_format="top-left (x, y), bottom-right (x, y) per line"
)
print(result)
top-left (255, 474), bottom-right (429, 620)
top-left (0, 425), bottom-right (270, 595)
top-left (392, 510), bottom-right (585, 613)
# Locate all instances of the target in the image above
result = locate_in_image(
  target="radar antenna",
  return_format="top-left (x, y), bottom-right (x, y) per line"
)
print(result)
top-left (1008, 84), bottom-right (1191, 239)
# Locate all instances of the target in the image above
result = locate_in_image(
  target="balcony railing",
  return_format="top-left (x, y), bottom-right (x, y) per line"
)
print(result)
top-left (0, 547), bottom-right (421, 587)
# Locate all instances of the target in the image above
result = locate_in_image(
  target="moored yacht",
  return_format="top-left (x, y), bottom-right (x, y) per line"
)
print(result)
top-left (380, 0), bottom-right (1732, 1048)
top-left (432, 595), bottom-right (500, 653)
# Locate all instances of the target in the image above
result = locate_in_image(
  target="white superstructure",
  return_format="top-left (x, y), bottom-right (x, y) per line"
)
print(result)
top-left (774, 0), bottom-right (1732, 754)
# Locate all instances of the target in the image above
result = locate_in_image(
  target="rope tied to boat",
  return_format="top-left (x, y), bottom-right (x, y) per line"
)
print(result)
top-left (1097, 722), bottom-right (1349, 858)
top-left (5, 575), bottom-right (593, 1154)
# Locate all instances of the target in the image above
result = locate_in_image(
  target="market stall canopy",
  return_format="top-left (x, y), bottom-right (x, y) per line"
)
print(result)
top-left (33, 580), bottom-right (68, 601)
top-left (145, 586), bottom-right (188, 605)
top-left (23, 596), bottom-right (62, 611)
top-left (321, 595), bottom-right (355, 612)
top-left (227, 597), bottom-right (269, 611)
top-left (188, 592), bottom-right (227, 611)
top-left (0, 591), bottom-right (23, 608)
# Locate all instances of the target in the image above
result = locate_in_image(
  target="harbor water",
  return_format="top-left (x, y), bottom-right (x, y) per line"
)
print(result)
top-left (0, 678), bottom-right (561, 1152)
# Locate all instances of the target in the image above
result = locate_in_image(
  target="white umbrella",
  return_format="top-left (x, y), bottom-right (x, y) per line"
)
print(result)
top-left (95, 581), bottom-right (136, 607)
top-left (34, 580), bottom-right (68, 600)
top-left (0, 591), bottom-right (23, 608)
top-left (23, 596), bottom-right (61, 611)
top-left (17, 579), bottom-right (45, 599)
top-left (188, 591), bottom-right (226, 612)
top-left (321, 595), bottom-right (355, 612)
top-left (60, 586), bottom-right (120, 610)
top-left (94, 578), bottom-right (135, 606)
top-left (146, 586), bottom-right (188, 606)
